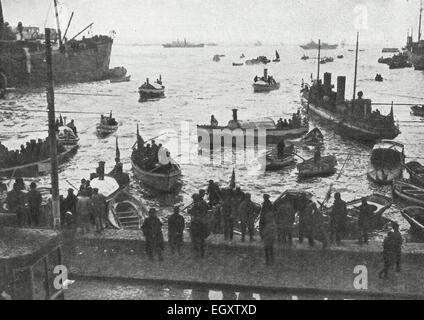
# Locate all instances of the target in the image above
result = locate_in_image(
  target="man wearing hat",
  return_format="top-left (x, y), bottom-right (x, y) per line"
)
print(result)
top-left (142, 208), bottom-right (164, 261)
top-left (168, 205), bottom-right (185, 255)
top-left (259, 194), bottom-right (274, 239)
top-left (27, 181), bottom-right (42, 227)
top-left (238, 193), bottom-right (257, 242)
top-left (391, 222), bottom-right (403, 272)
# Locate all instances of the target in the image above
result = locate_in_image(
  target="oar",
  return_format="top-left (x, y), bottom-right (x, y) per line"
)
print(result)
top-left (65, 179), bottom-right (79, 191)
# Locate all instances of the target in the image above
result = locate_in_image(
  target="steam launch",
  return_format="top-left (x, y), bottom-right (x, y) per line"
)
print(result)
top-left (0, 0), bottom-right (113, 90)
top-left (301, 36), bottom-right (400, 142)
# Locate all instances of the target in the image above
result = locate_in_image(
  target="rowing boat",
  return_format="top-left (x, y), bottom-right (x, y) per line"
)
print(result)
top-left (393, 179), bottom-right (424, 206)
top-left (301, 128), bottom-right (324, 146)
top-left (405, 161), bottom-right (424, 187)
top-left (401, 206), bottom-right (424, 235)
top-left (367, 140), bottom-right (405, 185)
top-left (0, 145), bottom-right (78, 177)
top-left (107, 191), bottom-right (148, 230)
top-left (265, 143), bottom-right (296, 171)
top-left (297, 155), bottom-right (337, 178)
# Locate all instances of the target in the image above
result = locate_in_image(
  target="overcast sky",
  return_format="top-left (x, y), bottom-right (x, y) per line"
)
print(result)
top-left (1, 0), bottom-right (422, 45)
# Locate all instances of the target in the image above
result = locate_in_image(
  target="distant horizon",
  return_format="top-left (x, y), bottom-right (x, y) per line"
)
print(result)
top-left (2, 0), bottom-right (422, 47)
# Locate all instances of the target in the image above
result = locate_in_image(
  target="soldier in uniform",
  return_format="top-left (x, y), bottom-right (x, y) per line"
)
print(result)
top-left (168, 205), bottom-right (185, 255)
top-left (141, 208), bottom-right (164, 261)
top-left (238, 193), bottom-right (257, 242)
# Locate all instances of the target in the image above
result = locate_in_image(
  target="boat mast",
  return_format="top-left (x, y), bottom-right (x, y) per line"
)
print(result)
top-left (419, 0), bottom-right (423, 41)
top-left (0, 0), bottom-right (4, 40)
top-left (317, 39), bottom-right (321, 83)
top-left (352, 32), bottom-right (359, 110)
top-left (53, 0), bottom-right (63, 47)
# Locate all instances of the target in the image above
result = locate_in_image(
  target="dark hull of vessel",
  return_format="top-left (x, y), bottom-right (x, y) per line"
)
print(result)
top-left (301, 98), bottom-right (400, 142)
top-left (0, 38), bottom-right (113, 88)
top-left (197, 125), bottom-right (309, 147)
top-left (406, 51), bottom-right (424, 70)
top-left (300, 44), bottom-right (338, 50)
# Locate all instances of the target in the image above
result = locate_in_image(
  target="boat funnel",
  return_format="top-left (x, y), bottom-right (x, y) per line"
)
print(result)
top-left (232, 109), bottom-right (238, 122)
top-left (264, 69), bottom-right (268, 80)
top-left (324, 72), bottom-right (332, 92)
top-left (336, 76), bottom-right (346, 104)
top-left (146, 78), bottom-right (149, 84)
top-left (97, 161), bottom-right (105, 180)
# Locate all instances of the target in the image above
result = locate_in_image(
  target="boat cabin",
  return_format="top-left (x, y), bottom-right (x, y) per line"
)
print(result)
top-left (0, 227), bottom-right (64, 300)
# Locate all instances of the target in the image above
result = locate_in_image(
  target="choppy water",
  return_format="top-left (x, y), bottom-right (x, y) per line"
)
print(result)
top-left (1, 43), bottom-right (424, 239)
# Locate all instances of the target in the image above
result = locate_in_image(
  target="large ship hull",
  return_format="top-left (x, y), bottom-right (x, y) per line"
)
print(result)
top-left (406, 51), bottom-right (424, 70)
top-left (0, 38), bottom-right (113, 88)
top-left (301, 97), bottom-right (400, 142)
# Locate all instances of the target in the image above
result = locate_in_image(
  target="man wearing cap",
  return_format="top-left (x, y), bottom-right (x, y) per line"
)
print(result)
top-left (189, 194), bottom-right (209, 257)
top-left (63, 188), bottom-right (78, 228)
top-left (6, 182), bottom-right (27, 227)
top-left (259, 194), bottom-right (274, 239)
top-left (168, 205), bottom-right (185, 255)
top-left (142, 208), bottom-right (164, 261)
top-left (91, 188), bottom-right (107, 233)
top-left (358, 197), bottom-right (373, 245)
top-left (27, 181), bottom-right (42, 227)
top-left (238, 193), bottom-right (257, 242)
top-left (330, 192), bottom-right (347, 246)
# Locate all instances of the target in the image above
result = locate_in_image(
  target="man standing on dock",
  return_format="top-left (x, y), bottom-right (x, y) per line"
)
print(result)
top-left (91, 188), bottom-right (106, 233)
top-left (358, 198), bottom-right (372, 245)
top-left (238, 193), bottom-right (257, 242)
top-left (189, 194), bottom-right (209, 258)
top-left (168, 205), bottom-right (185, 255)
top-left (329, 192), bottom-right (347, 246)
top-left (27, 182), bottom-right (42, 227)
top-left (378, 223), bottom-right (402, 280)
top-left (142, 208), bottom-right (164, 261)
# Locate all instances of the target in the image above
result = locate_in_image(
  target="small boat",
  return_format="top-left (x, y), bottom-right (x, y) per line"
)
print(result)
top-left (393, 179), bottom-right (424, 206)
top-left (301, 128), bottom-right (324, 146)
top-left (410, 105), bottom-right (424, 117)
top-left (382, 48), bottom-right (399, 53)
top-left (297, 155), bottom-right (337, 178)
top-left (254, 41), bottom-right (262, 47)
top-left (378, 56), bottom-right (392, 64)
top-left (323, 57), bottom-right (334, 63)
top-left (245, 56), bottom-right (270, 65)
top-left (301, 54), bottom-right (309, 60)
top-left (401, 206), bottom-right (424, 234)
top-left (138, 77), bottom-right (165, 100)
top-left (232, 62), bottom-right (243, 66)
top-left (108, 191), bottom-right (148, 230)
top-left (110, 75), bottom-right (131, 83)
top-left (367, 140), bottom-right (405, 185)
top-left (252, 69), bottom-right (280, 93)
top-left (319, 59), bottom-right (326, 64)
top-left (272, 50), bottom-right (280, 62)
top-left (57, 126), bottom-right (79, 146)
top-left (337, 55), bottom-right (344, 59)
top-left (265, 143), bottom-right (296, 171)
top-left (213, 55), bottom-right (220, 62)
top-left (96, 112), bottom-right (119, 136)
top-left (322, 193), bottom-right (393, 232)
top-left (0, 145), bottom-right (78, 177)
top-left (375, 74), bottom-right (383, 82)
top-left (405, 161), bottom-right (424, 187)
top-left (131, 134), bottom-right (182, 192)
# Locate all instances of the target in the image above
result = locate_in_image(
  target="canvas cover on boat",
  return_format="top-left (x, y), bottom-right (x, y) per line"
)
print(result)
top-left (58, 126), bottom-right (77, 139)
top-left (90, 176), bottom-right (120, 198)
top-left (237, 117), bottom-right (276, 130)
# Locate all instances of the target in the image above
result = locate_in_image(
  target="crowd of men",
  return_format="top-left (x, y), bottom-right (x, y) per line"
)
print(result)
top-left (2, 174), bottom-right (403, 278)
top-left (0, 139), bottom-right (66, 169)
top-left (100, 112), bottom-right (118, 126)
top-left (132, 136), bottom-right (166, 171)
top-left (276, 110), bottom-right (305, 130)
top-left (253, 75), bottom-right (277, 86)
top-left (137, 184), bottom-right (403, 277)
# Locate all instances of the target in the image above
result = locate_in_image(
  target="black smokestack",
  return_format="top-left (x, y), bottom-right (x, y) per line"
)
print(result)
top-left (232, 108), bottom-right (238, 122)
top-left (336, 76), bottom-right (346, 104)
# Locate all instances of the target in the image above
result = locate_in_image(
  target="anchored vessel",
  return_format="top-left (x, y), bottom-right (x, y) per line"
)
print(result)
top-left (301, 36), bottom-right (400, 142)
top-left (300, 40), bottom-right (338, 50)
top-left (252, 68), bottom-right (280, 92)
top-left (405, 1), bottom-right (424, 70)
top-left (197, 109), bottom-right (309, 147)
top-left (0, 0), bottom-right (113, 90)
top-left (138, 77), bottom-right (165, 100)
top-left (162, 39), bottom-right (204, 48)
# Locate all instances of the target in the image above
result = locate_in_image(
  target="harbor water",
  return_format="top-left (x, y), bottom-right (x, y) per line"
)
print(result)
top-left (1, 43), bottom-right (424, 239)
